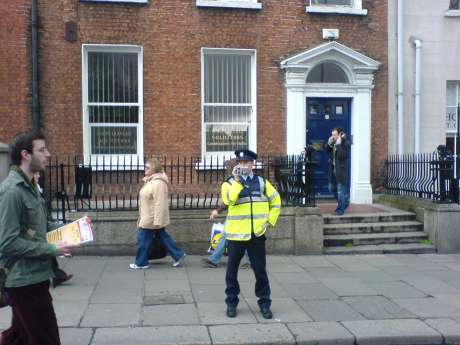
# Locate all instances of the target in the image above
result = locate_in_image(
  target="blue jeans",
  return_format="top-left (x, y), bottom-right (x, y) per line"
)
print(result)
top-left (209, 232), bottom-right (250, 265)
top-left (329, 178), bottom-right (350, 213)
top-left (135, 228), bottom-right (185, 267)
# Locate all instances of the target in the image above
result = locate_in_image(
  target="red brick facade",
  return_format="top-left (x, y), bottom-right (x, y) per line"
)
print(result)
top-left (0, 0), bottom-right (388, 187)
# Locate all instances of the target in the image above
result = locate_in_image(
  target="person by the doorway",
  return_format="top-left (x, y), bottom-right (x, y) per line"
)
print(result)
top-left (221, 149), bottom-right (281, 319)
top-left (0, 130), bottom-right (72, 345)
top-left (130, 158), bottom-right (186, 269)
top-left (326, 127), bottom-right (350, 215)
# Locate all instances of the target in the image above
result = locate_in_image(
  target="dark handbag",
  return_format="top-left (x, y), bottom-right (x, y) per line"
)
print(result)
top-left (148, 234), bottom-right (167, 260)
top-left (0, 258), bottom-right (18, 308)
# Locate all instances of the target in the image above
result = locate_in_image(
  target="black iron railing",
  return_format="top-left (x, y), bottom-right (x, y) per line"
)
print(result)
top-left (43, 155), bottom-right (316, 222)
top-left (384, 152), bottom-right (459, 203)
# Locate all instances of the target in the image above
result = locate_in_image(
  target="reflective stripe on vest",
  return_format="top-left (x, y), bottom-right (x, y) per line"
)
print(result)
top-left (226, 213), bottom-right (269, 221)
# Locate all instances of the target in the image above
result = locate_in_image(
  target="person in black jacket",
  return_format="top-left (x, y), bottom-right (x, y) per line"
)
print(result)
top-left (326, 127), bottom-right (350, 215)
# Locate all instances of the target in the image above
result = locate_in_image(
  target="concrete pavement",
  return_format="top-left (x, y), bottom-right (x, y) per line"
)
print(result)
top-left (2, 254), bottom-right (460, 345)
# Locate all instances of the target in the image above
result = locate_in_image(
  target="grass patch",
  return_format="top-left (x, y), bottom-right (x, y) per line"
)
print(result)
top-left (420, 239), bottom-right (432, 245)
top-left (344, 243), bottom-right (353, 248)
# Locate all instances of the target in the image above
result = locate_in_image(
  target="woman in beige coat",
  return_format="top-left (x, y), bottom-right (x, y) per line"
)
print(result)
top-left (130, 158), bottom-right (186, 269)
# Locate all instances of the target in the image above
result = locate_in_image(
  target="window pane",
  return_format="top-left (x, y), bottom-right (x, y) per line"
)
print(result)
top-left (311, 0), bottom-right (352, 6)
top-left (88, 52), bottom-right (138, 103)
top-left (204, 105), bottom-right (251, 123)
top-left (307, 63), bottom-right (348, 83)
top-left (89, 106), bottom-right (139, 124)
top-left (204, 53), bottom-right (251, 104)
top-left (205, 124), bottom-right (249, 152)
top-left (449, 0), bottom-right (459, 10)
top-left (91, 126), bottom-right (137, 154)
top-left (447, 81), bottom-right (458, 106)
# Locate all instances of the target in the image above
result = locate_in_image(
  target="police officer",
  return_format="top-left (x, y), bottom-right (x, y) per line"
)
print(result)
top-left (221, 149), bottom-right (281, 319)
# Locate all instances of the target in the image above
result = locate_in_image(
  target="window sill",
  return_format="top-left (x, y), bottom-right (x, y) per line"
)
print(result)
top-left (445, 9), bottom-right (460, 17)
top-left (196, 1), bottom-right (262, 10)
top-left (80, 0), bottom-right (148, 3)
top-left (306, 6), bottom-right (367, 16)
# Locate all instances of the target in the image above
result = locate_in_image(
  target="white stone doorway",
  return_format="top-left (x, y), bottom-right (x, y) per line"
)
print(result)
top-left (280, 41), bottom-right (380, 204)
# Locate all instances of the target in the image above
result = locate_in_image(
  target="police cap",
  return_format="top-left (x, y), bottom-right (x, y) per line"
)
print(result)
top-left (235, 149), bottom-right (258, 161)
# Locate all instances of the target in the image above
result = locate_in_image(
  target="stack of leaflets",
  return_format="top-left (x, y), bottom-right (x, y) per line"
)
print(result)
top-left (47, 216), bottom-right (94, 246)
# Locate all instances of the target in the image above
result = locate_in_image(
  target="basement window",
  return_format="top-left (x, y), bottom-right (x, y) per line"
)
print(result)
top-left (196, 0), bottom-right (262, 10)
top-left (306, 0), bottom-right (367, 16)
top-left (445, 0), bottom-right (460, 16)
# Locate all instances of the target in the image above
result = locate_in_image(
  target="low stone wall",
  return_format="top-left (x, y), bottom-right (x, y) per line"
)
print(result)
top-left (0, 142), bottom-right (9, 183)
top-left (376, 194), bottom-right (460, 253)
top-left (67, 206), bottom-right (324, 256)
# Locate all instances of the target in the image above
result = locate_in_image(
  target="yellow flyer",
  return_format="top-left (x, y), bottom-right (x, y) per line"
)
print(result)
top-left (47, 216), bottom-right (94, 246)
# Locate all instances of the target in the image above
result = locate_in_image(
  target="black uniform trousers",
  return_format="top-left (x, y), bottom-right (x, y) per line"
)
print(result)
top-left (225, 234), bottom-right (271, 309)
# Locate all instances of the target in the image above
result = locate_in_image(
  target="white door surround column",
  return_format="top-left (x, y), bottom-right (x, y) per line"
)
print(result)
top-left (280, 42), bottom-right (380, 204)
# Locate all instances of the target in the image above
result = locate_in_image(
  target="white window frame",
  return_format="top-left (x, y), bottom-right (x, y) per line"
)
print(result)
top-left (82, 44), bottom-right (144, 168)
top-left (196, 0), bottom-right (262, 10)
top-left (200, 48), bottom-right (257, 164)
top-left (306, 0), bottom-right (367, 16)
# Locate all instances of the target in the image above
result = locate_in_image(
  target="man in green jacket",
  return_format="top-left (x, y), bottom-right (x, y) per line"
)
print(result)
top-left (0, 131), bottom-right (71, 345)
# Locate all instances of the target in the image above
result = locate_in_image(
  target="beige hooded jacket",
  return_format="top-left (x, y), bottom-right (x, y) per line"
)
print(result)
top-left (138, 172), bottom-right (170, 229)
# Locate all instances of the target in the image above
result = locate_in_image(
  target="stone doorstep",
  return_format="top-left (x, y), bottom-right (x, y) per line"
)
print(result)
top-left (323, 212), bottom-right (416, 225)
top-left (323, 221), bottom-right (424, 235)
top-left (324, 231), bottom-right (428, 247)
top-left (325, 243), bottom-right (437, 255)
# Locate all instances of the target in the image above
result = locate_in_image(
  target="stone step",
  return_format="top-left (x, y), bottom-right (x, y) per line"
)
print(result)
top-left (324, 221), bottom-right (423, 235)
top-left (324, 231), bottom-right (429, 247)
top-left (323, 212), bottom-right (416, 225)
top-left (324, 243), bottom-right (436, 255)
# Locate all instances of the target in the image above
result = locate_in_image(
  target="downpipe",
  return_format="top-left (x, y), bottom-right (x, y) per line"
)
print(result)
top-left (31, 0), bottom-right (41, 131)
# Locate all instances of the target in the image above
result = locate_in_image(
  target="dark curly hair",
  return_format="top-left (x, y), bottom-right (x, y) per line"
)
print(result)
top-left (9, 130), bottom-right (46, 166)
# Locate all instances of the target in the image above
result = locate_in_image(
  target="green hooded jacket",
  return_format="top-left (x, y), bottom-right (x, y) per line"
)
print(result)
top-left (0, 168), bottom-right (57, 288)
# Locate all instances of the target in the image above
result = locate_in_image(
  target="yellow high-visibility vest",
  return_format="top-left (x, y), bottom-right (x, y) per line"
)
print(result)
top-left (221, 175), bottom-right (281, 241)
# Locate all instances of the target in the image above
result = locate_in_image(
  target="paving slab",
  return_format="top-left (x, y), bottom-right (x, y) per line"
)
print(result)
top-left (54, 300), bottom-right (89, 327)
top-left (59, 328), bottom-right (93, 345)
top-left (51, 285), bottom-right (95, 301)
top-left (364, 281), bottom-right (427, 299)
top-left (282, 283), bottom-right (338, 300)
top-left (209, 323), bottom-right (294, 345)
top-left (197, 301), bottom-right (257, 325)
top-left (0, 307), bottom-right (12, 330)
top-left (400, 276), bottom-right (460, 295)
top-left (305, 267), bottom-right (350, 279)
top-left (291, 256), bottom-right (336, 268)
top-left (297, 299), bottom-right (364, 321)
top-left (287, 321), bottom-right (355, 345)
top-left (91, 325), bottom-right (210, 345)
top-left (319, 278), bottom-right (378, 296)
top-left (343, 296), bottom-right (415, 319)
top-left (143, 294), bottom-right (186, 305)
top-left (245, 297), bottom-right (312, 323)
top-left (142, 303), bottom-right (199, 326)
top-left (187, 270), bottom-right (227, 285)
top-left (81, 303), bottom-right (141, 327)
top-left (270, 272), bottom-right (318, 284)
top-left (393, 297), bottom-right (460, 318)
top-left (348, 270), bottom-right (397, 283)
top-left (192, 284), bottom-right (226, 302)
top-left (341, 319), bottom-right (443, 345)
top-left (144, 279), bottom-right (191, 295)
top-left (425, 319), bottom-right (460, 345)
top-left (90, 287), bottom-right (143, 303)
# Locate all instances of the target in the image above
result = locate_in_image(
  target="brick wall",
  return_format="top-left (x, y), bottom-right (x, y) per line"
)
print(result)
top-left (0, 0), bottom-right (388, 187)
top-left (0, 1), bottom-right (31, 143)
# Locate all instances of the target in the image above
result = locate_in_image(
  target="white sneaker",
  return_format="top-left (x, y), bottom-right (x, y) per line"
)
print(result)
top-left (172, 253), bottom-right (186, 267)
top-left (129, 263), bottom-right (149, 269)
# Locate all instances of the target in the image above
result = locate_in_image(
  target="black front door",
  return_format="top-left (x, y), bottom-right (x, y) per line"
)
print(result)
top-left (306, 98), bottom-right (351, 196)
